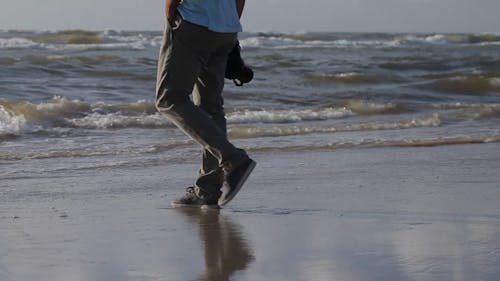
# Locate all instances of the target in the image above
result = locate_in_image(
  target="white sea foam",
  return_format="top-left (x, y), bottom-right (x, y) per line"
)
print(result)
top-left (226, 108), bottom-right (353, 124)
top-left (0, 96), bottom-right (445, 133)
top-left (67, 112), bottom-right (170, 129)
top-left (0, 37), bottom-right (39, 49)
top-left (239, 36), bottom-right (397, 49)
top-left (397, 34), bottom-right (451, 45)
top-left (2, 32), bottom-right (499, 51)
top-left (0, 97), bottom-right (159, 132)
top-left (399, 33), bottom-right (500, 45)
top-left (489, 78), bottom-right (500, 87)
top-left (424, 34), bottom-right (449, 44)
top-left (104, 33), bottom-right (146, 43)
top-left (0, 32), bottom-right (151, 50)
top-left (150, 36), bottom-right (163, 47)
top-left (476, 41), bottom-right (500, 46)
top-left (0, 106), bottom-right (26, 136)
top-left (101, 32), bottom-right (154, 48)
top-left (65, 107), bottom-right (353, 129)
top-left (228, 113), bottom-right (441, 138)
top-left (248, 134), bottom-right (500, 153)
top-left (0, 38), bottom-right (147, 51)
top-left (47, 42), bottom-right (147, 51)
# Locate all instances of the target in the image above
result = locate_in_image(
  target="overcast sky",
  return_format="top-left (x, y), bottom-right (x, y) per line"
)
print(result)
top-left (1, 0), bottom-right (499, 33)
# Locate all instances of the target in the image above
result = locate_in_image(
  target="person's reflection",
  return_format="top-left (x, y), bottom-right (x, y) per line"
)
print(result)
top-left (175, 208), bottom-right (254, 281)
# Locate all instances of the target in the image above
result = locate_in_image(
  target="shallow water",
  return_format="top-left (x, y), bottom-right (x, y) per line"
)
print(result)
top-left (1, 147), bottom-right (499, 281)
top-left (1, 30), bottom-right (500, 178)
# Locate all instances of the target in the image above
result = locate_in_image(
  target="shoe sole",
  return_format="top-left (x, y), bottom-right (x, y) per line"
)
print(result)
top-left (218, 160), bottom-right (256, 207)
top-left (170, 202), bottom-right (220, 209)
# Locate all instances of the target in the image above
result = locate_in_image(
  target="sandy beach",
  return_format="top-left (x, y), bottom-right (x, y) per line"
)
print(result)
top-left (1, 143), bottom-right (499, 281)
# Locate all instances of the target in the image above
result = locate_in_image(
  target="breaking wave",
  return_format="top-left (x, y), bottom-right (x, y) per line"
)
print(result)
top-left (0, 30), bottom-right (162, 51)
top-left (0, 106), bottom-right (26, 137)
top-left (424, 76), bottom-right (500, 95)
top-left (0, 96), bottom-right (162, 134)
top-left (250, 135), bottom-right (500, 153)
top-left (67, 112), bottom-right (169, 129)
top-left (30, 30), bottom-right (103, 44)
top-left (238, 32), bottom-right (500, 50)
top-left (239, 36), bottom-right (399, 49)
top-left (228, 113), bottom-right (441, 138)
top-left (341, 100), bottom-right (411, 115)
top-left (432, 103), bottom-right (500, 119)
top-left (2, 96), bottom-right (499, 138)
top-left (226, 107), bottom-right (353, 123)
top-left (2, 31), bottom-right (500, 52)
top-left (304, 72), bottom-right (403, 84)
top-left (0, 97), bottom-right (354, 136)
top-left (0, 37), bottom-right (39, 49)
top-left (395, 33), bottom-right (500, 46)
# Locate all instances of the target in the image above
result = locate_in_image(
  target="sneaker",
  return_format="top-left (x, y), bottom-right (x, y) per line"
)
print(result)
top-left (171, 187), bottom-right (220, 209)
top-left (219, 158), bottom-right (256, 206)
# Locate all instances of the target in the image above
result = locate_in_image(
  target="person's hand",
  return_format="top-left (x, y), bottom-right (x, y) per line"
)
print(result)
top-left (165, 0), bottom-right (180, 25)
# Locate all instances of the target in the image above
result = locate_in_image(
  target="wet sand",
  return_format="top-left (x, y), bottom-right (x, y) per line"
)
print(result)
top-left (1, 143), bottom-right (500, 281)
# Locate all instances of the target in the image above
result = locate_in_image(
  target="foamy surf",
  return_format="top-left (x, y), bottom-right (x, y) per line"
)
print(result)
top-left (2, 96), bottom-right (500, 136)
top-left (0, 106), bottom-right (26, 137)
top-left (2, 31), bottom-right (500, 52)
top-left (228, 113), bottom-right (441, 138)
top-left (238, 36), bottom-right (400, 49)
top-left (0, 30), bottom-right (153, 51)
top-left (2, 130), bottom-right (497, 162)
top-left (0, 97), bottom-right (358, 132)
top-left (67, 112), bottom-right (169, 129)
top-left (0, 37), bottom-right (39, 49)
top-left (226, 107), bottom-right (353, 124)
top-left (304, 72), bottom-right (403, 84)
top-left (1, 30), bottom-right (500, 181)
top-left (249, 135), bottom-right (500, 153)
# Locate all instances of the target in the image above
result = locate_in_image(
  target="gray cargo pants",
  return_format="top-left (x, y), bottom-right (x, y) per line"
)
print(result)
top-left (155, 18), bottom-right (246, 197)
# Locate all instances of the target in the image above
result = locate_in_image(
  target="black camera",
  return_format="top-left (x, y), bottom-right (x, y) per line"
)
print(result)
top-left (225, 40), bottom-right (253, 86)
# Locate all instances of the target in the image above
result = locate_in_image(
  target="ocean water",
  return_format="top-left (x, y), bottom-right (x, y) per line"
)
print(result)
top-left (1, 30), bottom-right (500, 179)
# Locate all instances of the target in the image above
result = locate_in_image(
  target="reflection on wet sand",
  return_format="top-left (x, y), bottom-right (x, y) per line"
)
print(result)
top-left (174, 208), bottom-right (254, 281)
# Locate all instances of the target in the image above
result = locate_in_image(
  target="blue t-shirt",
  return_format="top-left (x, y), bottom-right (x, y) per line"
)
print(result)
top-left (178, 0), bottom-right (242, 33)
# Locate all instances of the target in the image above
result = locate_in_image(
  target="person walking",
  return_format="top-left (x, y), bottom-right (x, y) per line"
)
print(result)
top-left (155, 0), bottom-right (255, 208)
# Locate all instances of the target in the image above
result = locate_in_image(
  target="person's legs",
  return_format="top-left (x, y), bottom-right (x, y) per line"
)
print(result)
top-left (191, 39), bottom-right (235, 197)
top-left (156, 20), bottom-right (251, 206)
top-left (156, 20), bottom-right (241, 165)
